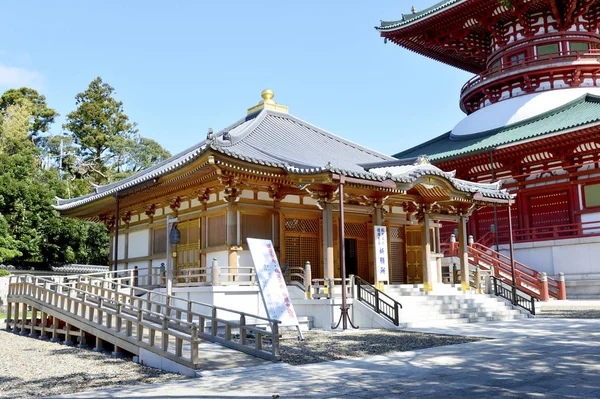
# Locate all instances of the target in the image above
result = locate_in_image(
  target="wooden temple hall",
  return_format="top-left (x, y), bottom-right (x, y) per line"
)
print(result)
top-left (55, 90), bottom-right (511, 292)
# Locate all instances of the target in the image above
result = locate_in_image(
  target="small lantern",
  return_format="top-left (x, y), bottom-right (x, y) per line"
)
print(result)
top-left (490, 224), bottom-right (496, 233)
top-left (169, 224), bottom-right (181, 244)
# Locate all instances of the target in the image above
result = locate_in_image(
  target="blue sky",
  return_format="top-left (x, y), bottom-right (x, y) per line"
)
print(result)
top-left (1, 0), bottom-right (471, 157)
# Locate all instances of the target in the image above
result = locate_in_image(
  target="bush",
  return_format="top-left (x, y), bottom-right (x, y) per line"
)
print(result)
top-left (0, 270), bottom-right (11, 277)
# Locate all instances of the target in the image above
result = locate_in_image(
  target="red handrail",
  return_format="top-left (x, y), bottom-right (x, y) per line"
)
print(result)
top-left (440, 241), bottom-right (564, 301)
top-left (461, 49), bottom-right (600, 96)
top-left (496, 220), bottom-right (600, 245)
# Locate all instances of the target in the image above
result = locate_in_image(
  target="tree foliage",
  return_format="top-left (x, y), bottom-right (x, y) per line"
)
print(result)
top-left (0, 87), bottom-right (58, 143)
top-left (63, 77), bottom-right (139, 185)
top-left (0, 78), bottom-right (171, 267)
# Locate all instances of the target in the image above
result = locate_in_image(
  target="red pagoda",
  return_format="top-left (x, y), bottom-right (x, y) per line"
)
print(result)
top-left (379, 0), bottom-right (600, 298)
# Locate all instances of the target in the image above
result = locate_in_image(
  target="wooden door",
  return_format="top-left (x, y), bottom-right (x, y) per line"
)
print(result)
top-left (405, 226), bottom-right (423, 284)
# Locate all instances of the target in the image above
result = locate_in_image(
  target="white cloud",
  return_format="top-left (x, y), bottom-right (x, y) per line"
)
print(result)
top-left (0, 64), bottom-right (44, 89)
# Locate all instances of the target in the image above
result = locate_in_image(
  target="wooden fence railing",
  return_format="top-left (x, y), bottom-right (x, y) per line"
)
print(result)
top-left (6, 273), bottom-right (281, 368)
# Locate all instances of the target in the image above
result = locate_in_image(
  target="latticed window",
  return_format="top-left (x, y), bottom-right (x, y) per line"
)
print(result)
top-left (345, 222), bottom-right (367, 238)
top-left (284, 218), bottom-right (318, 233)
top-left (284, 218), bottom-right (320, 278)
top-left (389, 226), bottom-right (405, 284)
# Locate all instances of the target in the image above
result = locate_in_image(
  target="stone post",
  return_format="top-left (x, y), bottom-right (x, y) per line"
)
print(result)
top-left (211, 258), bottom-right (220, 286)
top-left (558, 272), bottom-right (567, 300)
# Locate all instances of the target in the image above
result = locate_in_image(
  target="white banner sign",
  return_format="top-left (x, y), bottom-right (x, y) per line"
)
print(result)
top-left (374, 225), bottom-right (389, 283)
top-left (247, 238), bottom-right (300, 328)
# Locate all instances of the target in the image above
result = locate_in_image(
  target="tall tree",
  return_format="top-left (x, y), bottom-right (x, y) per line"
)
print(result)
top-left (0, 87), bottom-right (58, 143)
top-left (63, 77), bottom-right (138, 185)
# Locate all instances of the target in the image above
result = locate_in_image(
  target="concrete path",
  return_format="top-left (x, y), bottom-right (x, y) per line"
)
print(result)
top-left (53, 319), bottom-right (600, 398)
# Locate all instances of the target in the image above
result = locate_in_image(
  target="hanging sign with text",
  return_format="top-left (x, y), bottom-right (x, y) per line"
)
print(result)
top-left (374, 225), bottom-right (389, 283)
top-left (247, 238), bottom-right (300, 328)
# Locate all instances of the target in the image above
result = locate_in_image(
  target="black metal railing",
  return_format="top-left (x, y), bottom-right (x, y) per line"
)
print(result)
top-left (355, 276), bottom-right (402, 326)
top-left (491, 276), bottom-right (536, 315)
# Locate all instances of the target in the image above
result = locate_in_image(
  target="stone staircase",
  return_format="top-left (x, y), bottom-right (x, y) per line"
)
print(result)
top-left (384, 284), bottom-right (531, 328)
top-left (564, 273), bottom-right (600, 299)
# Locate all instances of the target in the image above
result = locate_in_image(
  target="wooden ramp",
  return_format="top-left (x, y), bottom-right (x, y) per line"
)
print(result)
top-left (5, 273), bottom-right (280, 373)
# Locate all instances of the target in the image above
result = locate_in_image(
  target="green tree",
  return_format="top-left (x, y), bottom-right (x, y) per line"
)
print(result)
top-left (0, 87), bottom-right (58, 143)
top-left (0, 100), bottom-right (34, 155)
top-left (63, 77), bottom-right (138, 185)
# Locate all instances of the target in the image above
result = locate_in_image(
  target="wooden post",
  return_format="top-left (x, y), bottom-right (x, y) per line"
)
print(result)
top-left (137, 309), bottom-right (143, 341)
top-left (421, 212), bottom-right (434, 292)
top-left (39, 311), bottom-right (48, 340)
top-left (20, 303), bottom-right (27, 335)
top-left (190, 324), bottom-right (199, 365)
top-left (458, 215), bottom-right (470, 292)
top-left (51, 316), bottom-right (60, 342)
top-left (271, 322), bottom-right (280, 359)
top-left (29, 308), bottom-right (38, 338)
top-left (6, 301), bottom-right (12, 331)
top-left (304, 261), bottom-right (312, 299)
top-left (323, 201), bottom-right (335, 280)
top-left (211, 308), bottom-right (218, 336)
top-left (162, 317), bottom-right (169, 352)
top-left (94, 336), bottom-right (104, 352)
top-left (240, 315), bottom-right (247, 345)
top-left (63, 323), bottom-right (73, 346)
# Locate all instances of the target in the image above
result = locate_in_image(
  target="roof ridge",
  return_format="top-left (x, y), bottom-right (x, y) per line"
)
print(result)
top-left (271, 110), bottom-right (394, 162)
top-left (376, 0), bottom-right (462, 31)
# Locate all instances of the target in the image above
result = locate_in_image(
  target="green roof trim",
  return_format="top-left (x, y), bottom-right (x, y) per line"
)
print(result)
top-left (377, 0), bottom-right (461, 31)
top-left (394, 94), bottom-right (600, 162)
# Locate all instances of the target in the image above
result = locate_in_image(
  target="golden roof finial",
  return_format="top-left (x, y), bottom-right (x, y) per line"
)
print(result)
top-left (248, 88), bottom-right (288, 115)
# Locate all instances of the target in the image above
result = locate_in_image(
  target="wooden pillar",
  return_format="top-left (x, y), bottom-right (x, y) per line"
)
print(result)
top-left (323, 202), bottom-right (334, 280)
top-left (458, 215), bottom-right (470, 291)
top-left (51, 316), bottom-right (60, 342)
top-left (421, 212), bottom-right (434, 292)
top-left (6, 301), bottom-right (12, 331)
top-left (39, 311), bottom-right (48, 340)
top-left (29, 308), bottom-right (38, 338)
top-left (226, 204), bottom-right (239, 281)
top-left (20, 303), bottom-right (27, 335)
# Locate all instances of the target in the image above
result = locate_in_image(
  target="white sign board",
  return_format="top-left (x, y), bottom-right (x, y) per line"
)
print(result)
top-left (374, 225), bottom-right (389, 283)
top-left (247, 238), bottom-right (300, 329)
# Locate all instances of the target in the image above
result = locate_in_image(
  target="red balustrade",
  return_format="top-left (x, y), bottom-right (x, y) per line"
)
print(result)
top-left (440, 240), bottom-right (565, 301)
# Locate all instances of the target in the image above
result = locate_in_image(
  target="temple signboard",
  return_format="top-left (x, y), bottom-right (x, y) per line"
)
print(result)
top-left (374, 225), bottom-right (389, 283)
top-left (247, 238), bottom-right (301, 333)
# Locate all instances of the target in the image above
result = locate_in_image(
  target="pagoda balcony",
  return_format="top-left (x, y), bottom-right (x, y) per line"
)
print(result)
top-left (460, 50), bottom-right (600, 113)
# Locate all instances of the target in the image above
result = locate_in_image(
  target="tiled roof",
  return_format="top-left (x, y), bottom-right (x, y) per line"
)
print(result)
top-left (377, 0), bottom-right (461, 31)
top-left (56, 105), bottom-right (512, 212)
top-left (394, 94), bottom-right (600, 162)
top-left (55, 109), bottom-right (393, 211)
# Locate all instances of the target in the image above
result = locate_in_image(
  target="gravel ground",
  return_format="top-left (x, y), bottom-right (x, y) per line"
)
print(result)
top-left (279, 329), bottom-right (485, 365)
top-left (0, 330), bottom-right (188, 399)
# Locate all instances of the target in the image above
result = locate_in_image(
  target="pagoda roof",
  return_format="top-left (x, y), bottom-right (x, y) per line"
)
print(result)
top-left (394, 93), bottom-right (600, 162)
top-left (56, 95), bottom-right (511, 212)
top-left (379, 0), bottom-right (461, 30)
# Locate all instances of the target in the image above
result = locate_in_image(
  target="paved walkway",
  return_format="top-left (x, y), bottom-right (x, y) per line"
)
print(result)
top-left (54, 319), bottom-right (600, 398)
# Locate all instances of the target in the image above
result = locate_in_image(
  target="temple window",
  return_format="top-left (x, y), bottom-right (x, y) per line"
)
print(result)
top-left (508, 52), bottom-right (525, 67)
top-left (569, 42), bottom-right (589, 54)
top-left (536, 43), bottom-right (559, 59)
top-left (583, 184), bottom-right (600, 208)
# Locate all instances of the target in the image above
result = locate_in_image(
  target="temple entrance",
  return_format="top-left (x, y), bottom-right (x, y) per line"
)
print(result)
top-left (405, 226), bottom-right (423, 284)
top-left (344, 238), bottom-right (358, 276)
